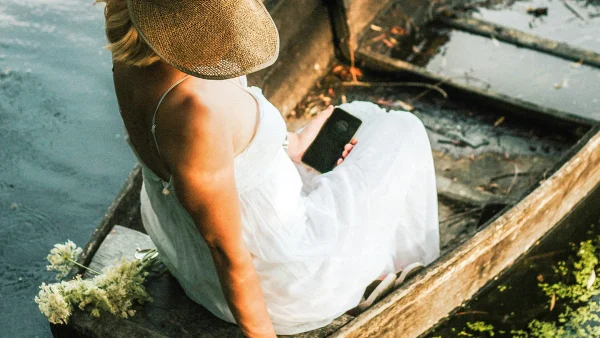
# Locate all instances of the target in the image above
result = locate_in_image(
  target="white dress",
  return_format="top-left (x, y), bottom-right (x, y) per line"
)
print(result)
top-left (136, 76), bottom-right (440, 335)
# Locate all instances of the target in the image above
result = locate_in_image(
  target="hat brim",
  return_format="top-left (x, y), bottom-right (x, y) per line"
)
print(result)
top-left (127, 0), bottom-right (280, 80)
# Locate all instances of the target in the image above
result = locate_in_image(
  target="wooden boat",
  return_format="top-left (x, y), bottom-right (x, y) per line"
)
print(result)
top-left (53, 0), bottom-right (600, 337)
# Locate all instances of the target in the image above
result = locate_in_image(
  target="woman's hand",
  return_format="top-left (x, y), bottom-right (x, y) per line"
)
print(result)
top-left (287, 105), bottom-right (358, 166)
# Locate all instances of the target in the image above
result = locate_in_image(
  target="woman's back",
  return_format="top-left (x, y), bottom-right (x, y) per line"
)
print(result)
top-left (112, 62), bottom-right (261, 183)
top-left (136, 76), bottom-right (311, 331)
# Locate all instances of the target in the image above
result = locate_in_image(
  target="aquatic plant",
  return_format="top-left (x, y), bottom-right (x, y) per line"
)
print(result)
top-left (539, 240), bottom-right (600, 303)
top-left (454, 237), bottom-right (600, 337)
top-left (466, 321), bottom-right (495, 336)
top-left (35, 241), bottom-right (158, 325)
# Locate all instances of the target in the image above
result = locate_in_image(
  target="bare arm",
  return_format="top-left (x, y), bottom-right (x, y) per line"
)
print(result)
top-left (159, 98), bottom-right (276, 338)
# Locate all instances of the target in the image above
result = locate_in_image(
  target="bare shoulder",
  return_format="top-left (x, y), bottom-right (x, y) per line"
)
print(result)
top-left (155, 86), bottom-right (234, 173)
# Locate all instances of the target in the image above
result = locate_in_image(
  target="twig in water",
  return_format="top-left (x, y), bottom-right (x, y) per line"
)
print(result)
top-left (408, 79), bottom-right (449, 103)
top-left (490, 171), bottom-right (539, 182)
top-left (505, 162), bottom-right (519, 195)
top-left (561, 0), bottom-right (587, 22)
top-left (438, 138), bottom-right (490, 149)
top-left (376, 98), bottom-right (414, 111)
top-left (440, 207), bottom-right (484, 224)
top-left (341, 81), bottom-right (448, 99)
top-left (454, 311), bottom-right (490, 317)
top-left (524, 249), bottom-right (567, 264)
top-left (463, 71), bottom-right (492, 89)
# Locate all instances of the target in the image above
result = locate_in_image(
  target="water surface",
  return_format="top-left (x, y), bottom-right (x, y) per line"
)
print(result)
top-left (0, 1), bottom-right (134, 336)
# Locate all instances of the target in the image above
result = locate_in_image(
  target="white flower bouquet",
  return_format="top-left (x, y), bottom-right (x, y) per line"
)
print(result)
top-left (35, 240), bottom-right (158, 325)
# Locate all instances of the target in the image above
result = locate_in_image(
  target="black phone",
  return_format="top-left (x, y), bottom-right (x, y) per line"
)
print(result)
top-left (301, 107), bottom-right (362, 173)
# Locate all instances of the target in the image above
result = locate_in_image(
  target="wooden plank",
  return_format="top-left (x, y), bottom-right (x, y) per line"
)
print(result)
top-left (355, 48), bottom-right (596, 128)
top-left (87, 226), bottom-right (155, 273)
top-left (438, 15), bottom-right (600, 68)
top-left (56, 226), bottom-right (353, 338)
top-left (327, 0), bottom-right (393, 60)
top-left (329, 128), bottom-right (600, 337)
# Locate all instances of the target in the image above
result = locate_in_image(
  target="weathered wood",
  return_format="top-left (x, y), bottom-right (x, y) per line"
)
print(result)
top-left (327, 0), bottom-right (392, 60)
top-left (330, 127), bottom-right (600, 337)
top-left (438, 15), bottom-right (600, 68)
top-left (55, 226), bottom-right (353, 338)
top-left (328, 0), bottom-right (466, 60)
top-left (436, 176), bottom-right (508, 206)
top-left (355, 48), bottom-right (596, 129)
top-left (87, 226), bottom-right (155, 273)
top-left (250, 0), bottom-right (335, 116)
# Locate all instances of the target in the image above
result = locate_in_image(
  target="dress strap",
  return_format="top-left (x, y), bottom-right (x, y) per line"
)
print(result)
top-left (151, 74), bottom-right (191, 158)
top-left (227, 76), bottom-right (249, 91)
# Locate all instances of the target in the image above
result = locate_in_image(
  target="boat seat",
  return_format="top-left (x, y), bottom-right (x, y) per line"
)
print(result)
top-left (68, 225), bottom-right (353, 338)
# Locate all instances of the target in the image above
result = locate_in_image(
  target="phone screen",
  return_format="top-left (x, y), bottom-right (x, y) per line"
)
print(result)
top-left (301, 107), bottom-right (362, 173)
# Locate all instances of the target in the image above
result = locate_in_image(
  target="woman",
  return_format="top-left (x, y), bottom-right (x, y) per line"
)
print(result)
top-left (101, 0), bottom-right (440, 336)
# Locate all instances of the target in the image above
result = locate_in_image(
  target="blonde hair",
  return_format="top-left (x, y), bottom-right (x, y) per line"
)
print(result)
top-left (95, 0), bottom-right (161, 67)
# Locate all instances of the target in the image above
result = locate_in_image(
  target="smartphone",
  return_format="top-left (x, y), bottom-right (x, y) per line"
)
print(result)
top-left (301, 107), bottom-right (362, 173)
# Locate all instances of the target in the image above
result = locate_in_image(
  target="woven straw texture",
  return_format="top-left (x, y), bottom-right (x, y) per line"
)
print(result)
top-left (127, 0), bottom-right (279, 79)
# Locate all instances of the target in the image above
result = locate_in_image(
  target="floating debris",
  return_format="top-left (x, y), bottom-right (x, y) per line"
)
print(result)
top-left (390, 26), bottom-right (407, 36)
top-left (526, 7), bottom-right (548, 17)
top-left (376, 98), bottom-right (414, 111)
top-left (438, 138), bottom-right (490, 149)
top-left (561, 0), bottom-right (587, 22)
top-left (493, 116), bottom-right (505, 127)
top-left (370, 24), bottom-right (383, 32)
top-left (587, 269), bottom-right (596, 290)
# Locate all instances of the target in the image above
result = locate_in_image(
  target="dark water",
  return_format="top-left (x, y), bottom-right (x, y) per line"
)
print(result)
top-left (0, 1), bottom-right (134, 337)
top-left (425, 184), bottom-right (600, 337)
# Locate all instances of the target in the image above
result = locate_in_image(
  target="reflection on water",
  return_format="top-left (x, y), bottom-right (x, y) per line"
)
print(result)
top-left (0, 1), bottom-right (134, 336)
top-left (475, 0), bottom-right (600, 54)
top-left (425, 29), bottom-right (600, 119)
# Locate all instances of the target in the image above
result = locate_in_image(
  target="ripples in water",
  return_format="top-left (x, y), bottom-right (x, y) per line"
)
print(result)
top-left (0, 1), bottom-right (134, 336)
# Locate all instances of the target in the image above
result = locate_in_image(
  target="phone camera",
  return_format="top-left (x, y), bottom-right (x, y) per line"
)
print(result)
top-left (335, 120), bottom-right (349, 134)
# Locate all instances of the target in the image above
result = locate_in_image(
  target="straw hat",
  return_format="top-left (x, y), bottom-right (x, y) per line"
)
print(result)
top-left (126, 0), bottom-right (280, 79)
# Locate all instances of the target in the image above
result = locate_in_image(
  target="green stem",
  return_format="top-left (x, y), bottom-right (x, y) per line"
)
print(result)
top-left (68, 258), bottom-right (101, 275)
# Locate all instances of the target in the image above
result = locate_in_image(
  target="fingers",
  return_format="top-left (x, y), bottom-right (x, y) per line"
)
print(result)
top-left (337, 139), bottom-right (358, 167)
top-left (342, 142), bottom-right (356, 157)
top-left (318, 105), bottom-right (334, 120)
